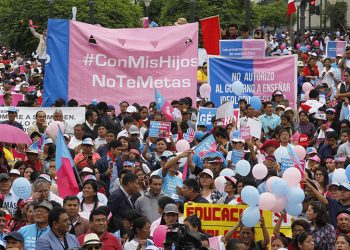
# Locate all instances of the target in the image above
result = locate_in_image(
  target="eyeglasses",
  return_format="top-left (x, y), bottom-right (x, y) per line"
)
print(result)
top-left (343, 75), bottom-right (350, 77)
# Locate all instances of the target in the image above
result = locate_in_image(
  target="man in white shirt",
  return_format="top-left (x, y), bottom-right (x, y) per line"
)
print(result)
top-left (305, 89), bottom-right (324, 111)
top-left (0, 173), bottom-right (19, 216)
top-left (94, 124), bottom-right (107, 149)
top-left (68, 124), bottom-right (85, 150)
top-left (117, 116), bottom-right (134, 139)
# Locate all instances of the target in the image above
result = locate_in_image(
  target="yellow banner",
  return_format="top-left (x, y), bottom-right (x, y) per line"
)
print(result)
top-left (183, 203), bottom-right (292, 241)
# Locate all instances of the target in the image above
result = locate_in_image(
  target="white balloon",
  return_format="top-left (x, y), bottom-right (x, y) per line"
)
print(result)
top-left (233, 81), bottom-right (244, 96)
top-left (199, 84), bottom-right (211, 98)
top-left (274, 146), bottom-right (290, 163)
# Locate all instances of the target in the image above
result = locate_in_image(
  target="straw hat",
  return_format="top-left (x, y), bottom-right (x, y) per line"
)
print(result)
top-left (175, 17), bottom-right (188, 25)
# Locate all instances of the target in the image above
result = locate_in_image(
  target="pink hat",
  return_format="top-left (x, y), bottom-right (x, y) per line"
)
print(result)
top-left (309, 155), bottom-right (320, 163)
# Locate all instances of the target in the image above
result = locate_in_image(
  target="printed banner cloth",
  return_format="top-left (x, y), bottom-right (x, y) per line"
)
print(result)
top-left (326, 41), bottom-right (347, 58)
top-left (208, 55), bottom-right (297, 109)
top-left (43, 19), bottom-right (198, 107)
top-left (220, 39), bottom-right (266, 58)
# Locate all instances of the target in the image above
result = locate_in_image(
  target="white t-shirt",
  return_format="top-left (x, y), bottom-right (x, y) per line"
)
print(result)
top-left (3, 190), bottom-right (19, 216)
top-left (322, 67), bottom-right (337, 87)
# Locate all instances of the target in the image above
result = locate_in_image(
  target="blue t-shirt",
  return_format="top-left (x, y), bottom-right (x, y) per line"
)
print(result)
top-left (327, 196), bottom-right (350, 227)
top-left (18, 224), bottom-right (49, 250)
top-left (156, 169), bottom-right (183, 197)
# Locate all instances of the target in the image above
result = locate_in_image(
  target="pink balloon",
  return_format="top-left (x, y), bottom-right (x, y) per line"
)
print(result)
top-left (271, 196), bottom-right (286, 213)
top-left (175, 139), bottom-right (190, 152)
top-left (259, 193), bottom-right (276, 211)
top-left (280, 43), bottom-right (286, 50)
top-left (252, 163), bottom-right (268, 180)
top-left (296, 43), bottom-right (301, 49)
top-left (199, 84), bottom-right (211, 99)
top-left (214, 176), bottom-right (226, 193)
top-left (283, 167), bottom-right (302, 187)
top-left (304, 91), bottom-right (310, 101)
top-left (306, 45), bottom-right (311, 51)
top-left (266, 176), bottom-right (280, 192)
top-left (294, 145), bottom-right (306, 160)
top-left (313, 40), bottom-right (320, 47)
top-left (153, 225), bottom-right (168, 247)
top-left (45, 121), bottom-right (65, 140)
top-left (302, 82), bottom-right (314, 93)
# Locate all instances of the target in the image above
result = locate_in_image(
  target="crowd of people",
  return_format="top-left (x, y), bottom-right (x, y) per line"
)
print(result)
top-left (1, 17), bottom-right (350, 250)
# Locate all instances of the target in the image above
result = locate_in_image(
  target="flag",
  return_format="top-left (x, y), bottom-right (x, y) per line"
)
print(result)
top-left (288, 0), bottom-right (296, 16)
top-left (55, 128), bottom-right (79, 198)
top-left (155, 88), bottom-right (174, 121)
top-left (199, 16), bottom-right (220, 55)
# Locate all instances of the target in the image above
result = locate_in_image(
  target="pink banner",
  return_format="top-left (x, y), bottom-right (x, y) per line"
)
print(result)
top-left (68, 22), bottom-right (198, 106)
top-left (0, 93), bottom-right (24, 106)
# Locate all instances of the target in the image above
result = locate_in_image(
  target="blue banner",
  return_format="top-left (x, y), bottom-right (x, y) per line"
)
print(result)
top-left (209, 57), bottom-right (254, 108)
top-left (43, 19), bottom-right (70, 107)
top-left (193, 134), bottom-right (216, 156)
top-left (326, 41), bottom-right (347, 58)
top-left (196, 107), bottom-right (217, 131)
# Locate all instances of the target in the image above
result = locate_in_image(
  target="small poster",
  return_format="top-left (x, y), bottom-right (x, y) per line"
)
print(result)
top-left (149, 121), bottom-right (171, 138)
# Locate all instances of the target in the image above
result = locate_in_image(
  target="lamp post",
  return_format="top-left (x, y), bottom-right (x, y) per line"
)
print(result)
top-left (89, 0), bottom-right (94, 24)
top-left (190, 0), bottom-right (196, 23)
top-left (144, 0), bottom-right (152, 17)
top-left (48, 0), bottom-right (54, 18)
top-left (299, 0), bottom-right (307, 45)
top-left (245, 0), bottom-right (250, 27)
top-left (329, 0), bottom-right (336, 37)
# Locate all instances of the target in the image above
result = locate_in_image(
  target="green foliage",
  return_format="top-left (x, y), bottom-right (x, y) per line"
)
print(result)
top-left (254, 0), bottom-right (294, 28)
top-left (0, 0), bottom-right (142, 54)
top-left (325, 1), bottom-right (347, 31)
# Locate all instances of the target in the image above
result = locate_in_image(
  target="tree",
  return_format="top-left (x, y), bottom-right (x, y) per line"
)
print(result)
top-left (325, 1), bottom-right (347, 32)
top-left (254, 0), bottom-right (295, 29)
top-left (0, 0), bottom-right (143, 54)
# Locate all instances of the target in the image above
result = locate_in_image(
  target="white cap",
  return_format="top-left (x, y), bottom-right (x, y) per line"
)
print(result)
top-left (126, 106), bottom-right (137, 113)
top-left (198, 169), bottom-right (214, 179)
top-left (82, 138), bottom-right (94, 145)
top-left (81, 167), bottom-right (93, 174)
top-left (9, 169), bottom-right (20, 176)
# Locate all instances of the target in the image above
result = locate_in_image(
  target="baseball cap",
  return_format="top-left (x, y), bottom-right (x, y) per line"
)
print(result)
top-left (84, 175), bottom-right (97, 183)
top-left (314, 112), bottom-right (326, 121)
top-left (0, 173), bottom-right (9, 181)
top-left (336, 54), bottom-right (343, 58)
top-left (335, 156), bottom-right (347, 162)
top-left (298, 134), bottom-right (309, 147)
top-left (126, 106), bottom-right (137, 113)
top-left (328, 181), bottom-right (340, 188)
top-left (128, 125), bottom-right (139, 135)
top-left (36, 173), bottom-right (52, 184)
top-left (9, 169), bottom-right (20, 176)
top-left (82, 138), bottom-right (94, 146)
top-left (306, 147), bottom-right (317, 155)
top-left (34, 200), bottom-right (53, 211)
top-left (198, 169), bottom-right (214, 179)
top-left (7, 106), bottom-right (18, 113)
top-left (81, 167), bottom-right (93, 174)
top-left (297, 61), bottom-right (304, 67)
top-left (224, 176), bottom-right (237, 185)
top-left (82, 233), bottom-right (101, 247)
top-left (339, 183), bottom-right (350, 191)
top-left (276, 105), bottom-right (286, 110)
top-left (309, 155), bottom-right (321, 163)
top-left (209, 157), bottom-right (224, 164)
top-left (160, 150), bottom-right (176, 160)
top-left (163, 204), bottom-right (179, 214)
top-left (4, 232), bottom-right (24, 243)
top-left (44, 138), bottom-right (53, 145)
top-left (326, 108), bottom-right (336, 113)
top-left (123, 161), bottom-right (135, 167)
top-left (265, 155), bottom-right (276, 162)
top-left (273, 90), bottom-right (283, 96)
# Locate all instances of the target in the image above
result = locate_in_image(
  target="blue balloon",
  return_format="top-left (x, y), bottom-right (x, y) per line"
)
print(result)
top-left (250, 96), bottom-right (262, 110)
top-left (285, 202), bottom-right (303, 216)
top-left (233, 81), bottom-right (244, 96)
top-left (287, 187), bottom-right (305, 204)
top-left (220, 168), bottom-right (235, 177)
top-left (242, 206), bottom-right (260, 227)
top-left (332, 169), bottom-right (348, 184)
top-left (271, 178), bottom-right (288, 196)
top-left (300, 46), bottom-right (307, 52)
top-left (241, 186), bottom-right (259, 206)
top-left (346, 164), bottom-right (350, 182)
top-left (12, 177), bottom-right (32, 200)
top-left (236, 160), bottom-right (251, 176)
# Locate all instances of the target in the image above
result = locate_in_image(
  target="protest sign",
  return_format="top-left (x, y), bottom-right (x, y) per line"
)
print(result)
top-left (326, 41), bottom-right (347, 58)
top-left (280, 158), bottom-right (295, 174)
top-left (220, 39), bottom-right (265, 58)
top-left (44, 20), bottom-right (198, 107)
top-left (184, 128), bottom-right (195, 143)
top-left (0, 93), bottom-right (24, 106)
top-left (240, 127), bottom-right (250, 140)
top-left (184, 203), bottom-right (292, 240)
top-left (198, 48), bottom-right (208, 67)
top-left (231, 149), bottom-right (244, 164)
top-left (196, 107), bottom-right (217, 131)
top-left (149, 121), bottom-right (171, 138)
top-left (216, 101), bottom-right (234, 119)
top-left (248, 118), bottom-right (262, 139)
top-left (208, 55), bottom-right (297, 109)
top-left (0, 107), bottom-right (85, 133)
top-left (193, 134), bottom-right (217, 157)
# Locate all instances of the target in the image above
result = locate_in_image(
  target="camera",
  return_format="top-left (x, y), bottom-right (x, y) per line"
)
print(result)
top-left (163, 223), bottom-right (202, 250)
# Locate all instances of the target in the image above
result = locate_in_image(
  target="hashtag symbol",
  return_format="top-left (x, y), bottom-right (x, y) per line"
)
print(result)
top-left (83, 53), bottom-right (94, 66)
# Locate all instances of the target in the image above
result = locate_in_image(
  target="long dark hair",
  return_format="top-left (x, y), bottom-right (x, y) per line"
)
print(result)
top-left (314, 167), bottom-right (329, 189)
top-left (309, 201), bottom-right (329, 227)
top-left (80, 180), bottom-right (99, 211)
top-left (293, 231), bottom-right (312, 250)
top-left (127, 216), bottom-right (149, 241)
